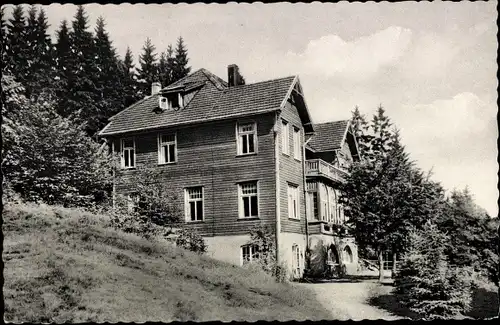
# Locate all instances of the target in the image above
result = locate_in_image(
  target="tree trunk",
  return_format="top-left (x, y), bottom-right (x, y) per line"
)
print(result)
top-left (378, 249), bottom-right (384, 282)
top-left (392, 251), bottom-right (397, 278)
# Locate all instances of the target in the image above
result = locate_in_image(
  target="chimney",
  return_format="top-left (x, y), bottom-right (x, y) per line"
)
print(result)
top-left (151, 82), bottom-right (161, 95)
top-left (228, 64), bottom-right (239, 87)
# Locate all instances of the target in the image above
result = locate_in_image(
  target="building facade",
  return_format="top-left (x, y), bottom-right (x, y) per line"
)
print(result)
top-left (99, 65), bottom-right (360, 279)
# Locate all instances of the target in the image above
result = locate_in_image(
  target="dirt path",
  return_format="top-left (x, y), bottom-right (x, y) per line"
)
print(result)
top-left (296, 281), bottom-right (402, 320)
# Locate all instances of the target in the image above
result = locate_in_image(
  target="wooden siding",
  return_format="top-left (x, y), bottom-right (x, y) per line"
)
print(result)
top-left (278, 99), bottom-right (307, 235)
top-left (110, 112), bottom-right (277, 237)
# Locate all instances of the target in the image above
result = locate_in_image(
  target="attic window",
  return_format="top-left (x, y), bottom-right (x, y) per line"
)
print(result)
top-left (159, 92), bottom-right (184, 111)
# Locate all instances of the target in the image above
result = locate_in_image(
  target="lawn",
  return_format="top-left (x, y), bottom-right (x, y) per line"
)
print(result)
top-left (3, 202), bottom-right (332, 322)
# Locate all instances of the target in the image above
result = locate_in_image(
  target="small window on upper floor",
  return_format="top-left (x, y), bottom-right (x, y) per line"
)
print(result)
top-left (121, 138), bottom-right (135, 169)
top-left (159, 93), bottom-right (184, 111)
top-left (158, 133), bottom-right (177, 164)
top-left (293, 126), bottom-right (301, 160)
top-left (281, 120), bottom-right (289, 155)
top-left (236, 122), bottom-right (257, 155)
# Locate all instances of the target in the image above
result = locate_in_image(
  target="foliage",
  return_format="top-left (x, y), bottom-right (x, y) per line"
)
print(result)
top-left (2, 77), bottom-right (112, 207)
top-left (136, 37), bottom-right (158, 97)
top-left (342, 106), bottom-right (447, 281)
top-left (172, 36), bottom-right (191, 82)
top-left (175, 228), bottom-right (207, 254)
top-left (396, 222), bottom-right (473, 320)
top-left (436, 188), bottom-right (499, 285)
top-left (248, 225), bottom-right (289, 282)
top-left (117, 168), bottom-right (182, 227)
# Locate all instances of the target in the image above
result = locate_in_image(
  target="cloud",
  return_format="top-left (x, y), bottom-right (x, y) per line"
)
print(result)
top-left (283, 26), bottom-right (412, 79)
top-left (395, 92), bottom-right (498, 216)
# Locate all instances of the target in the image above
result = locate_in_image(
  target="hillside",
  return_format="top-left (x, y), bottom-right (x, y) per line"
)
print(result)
top-left (3, 202), bottom-right (332, 322)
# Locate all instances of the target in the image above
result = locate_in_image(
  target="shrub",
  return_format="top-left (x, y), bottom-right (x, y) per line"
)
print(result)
top-left (175, 228), bottom-right (207, 254)
top-left (2, 82), bottom-right (113, 207)
top-left (117, 168), bottom-right (182, 227)
top-left (396, 222), bottom-right (473, 320)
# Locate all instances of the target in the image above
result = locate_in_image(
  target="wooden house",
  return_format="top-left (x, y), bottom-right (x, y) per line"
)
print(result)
top-left (99, 65), bottom-right (360, 279)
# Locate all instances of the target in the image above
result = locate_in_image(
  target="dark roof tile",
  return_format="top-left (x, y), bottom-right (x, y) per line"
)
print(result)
top-left (307, 120), bottom-right (350, 152)
top-left (99, 69), bottom-right (296, 136)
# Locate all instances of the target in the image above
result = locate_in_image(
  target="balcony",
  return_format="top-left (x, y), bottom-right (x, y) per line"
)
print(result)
top-left (306, 159), bottom-right (349, 184)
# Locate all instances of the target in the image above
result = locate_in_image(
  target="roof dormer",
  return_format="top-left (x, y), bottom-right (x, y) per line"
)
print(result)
top-left (158, 92), bottom-right (183, 111)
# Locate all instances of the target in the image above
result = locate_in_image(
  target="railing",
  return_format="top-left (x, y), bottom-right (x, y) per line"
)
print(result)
top-left (306, 159), bottom-right (349, 183)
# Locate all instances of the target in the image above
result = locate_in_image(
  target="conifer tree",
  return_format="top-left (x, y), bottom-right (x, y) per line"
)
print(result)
top-left (67, 5), bottom-right (100, 135)
top-left (165, 44), bottom-right (176, 85)
top-left (94, 16), bottom-right (123, 132)
top-left (1, 6), bottom-right (10, 74)
top-left (119, 46), bottom-right (140, 107)
top-left (350, 106), bottom-right (369, 154)
top-left (24, 6), bottom-right (55, 99)
top-left (396, 222), bottom-right (473, 319)
top-left (6, 5), bottom-right (29, 82)
top-left (136, 37), bottom-right (158, 97)
top-left (172, 36), bottom-right (191, 82)
top-left (158, 50), bottom-right (169, 87)
top-left (54, 19), bottom-right (72, 117)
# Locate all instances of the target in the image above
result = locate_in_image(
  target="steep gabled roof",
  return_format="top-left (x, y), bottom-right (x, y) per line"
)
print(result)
top-left (99, 69), bottom-right (297, 136)
top-left (307, 120), bottom-right (350, 152)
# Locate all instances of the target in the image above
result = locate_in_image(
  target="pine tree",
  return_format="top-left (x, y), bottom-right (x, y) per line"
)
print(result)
top-left (93, 16), bottom-right (123, 133)
top-left (350, 106), bottom-right (369, 154)
top-left (54, 19), bottom-right (72, 117)
top-left (1, 6), bottom-right (10, 74)
top-left (24, 6), bottom-right (55, 99)
top-left (396, 222), bottom-right (473, 319)
top-left (368, 104), bottom-right (395, 161)
top-left (158, 48), bottom-right (174, 87)
top-left (172, 36), bottom-right (191, 82)
top-left (119, 46), bottom-right (140, 107)
top-left (6, 5), bottom-right (29, 82)
top-left (67, 5), bottom-right (101, 135)
top-left (136, 37), bottom-right (158, 97)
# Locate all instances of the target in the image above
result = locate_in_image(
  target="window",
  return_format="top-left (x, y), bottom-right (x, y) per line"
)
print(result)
top-left (307, 191), bottom-right (319, 221)
top-left (158, 133), bottom-right (176, 164)
top-left (293, 127), bottom-right (301, 160)
top-left (239, 181), bottom-right (258, 218)
top-left (319, 184), bottom-right (328, 222)
top-left (281, 120), bottom-right (289, 155)
top-left (329, 187), bottom-right (337, 223)
top-left (185, 187), bottom-right (204, 222)
top-left (292, 244), bottom-right (302, 278)
top-left (121, 138), bottom-right (135, 169)
top-left (241, 244), bottom-right (260, 265)
top-left (288, 184), bottom-right (300, 219)
top-left (237, 122), bottom-right (257, 155)
top-left (166, 93), bottom-right (183, 110)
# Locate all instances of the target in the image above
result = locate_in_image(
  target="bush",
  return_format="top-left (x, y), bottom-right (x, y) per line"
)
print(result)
top-left (396, 222), bottom-right (473, 320)
top-left (175, 228), bottom-right (207, 254)
top-left (2, 82), bottom-right (112, 207)
top-left (117, 168), bottom-right (182, 227)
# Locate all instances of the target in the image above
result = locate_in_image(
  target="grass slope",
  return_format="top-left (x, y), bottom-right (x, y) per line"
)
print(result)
top-left (3, 202), bottom-right (332, 322)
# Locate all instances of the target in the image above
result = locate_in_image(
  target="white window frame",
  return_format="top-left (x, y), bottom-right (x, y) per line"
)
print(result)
top-left (236, 122), bottom-right (257, 155)
top-left (293, 126), bottom-right (301, 161)
top-left (241, 244), bottom-right (260, 265)
top-left (238, 181), bottom-right (259, 219)
top-left (281, 120), bottom-right (289, 155)
top-left (121, 137), bottom-right (136, 169)
top-left (292, 244), bottom-right (301, 278)
top-left (185, 186), bottom-right (204, 222)
top-left (158, 133), bottom-right (177, 164)
top-left (166, 92), bottom-right (184, 110)
top-left (287, 183), bottom-right (300, 220)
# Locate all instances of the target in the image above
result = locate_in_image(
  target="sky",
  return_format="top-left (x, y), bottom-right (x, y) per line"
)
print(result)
top-left (3, 2), bottom-right (499, 216)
